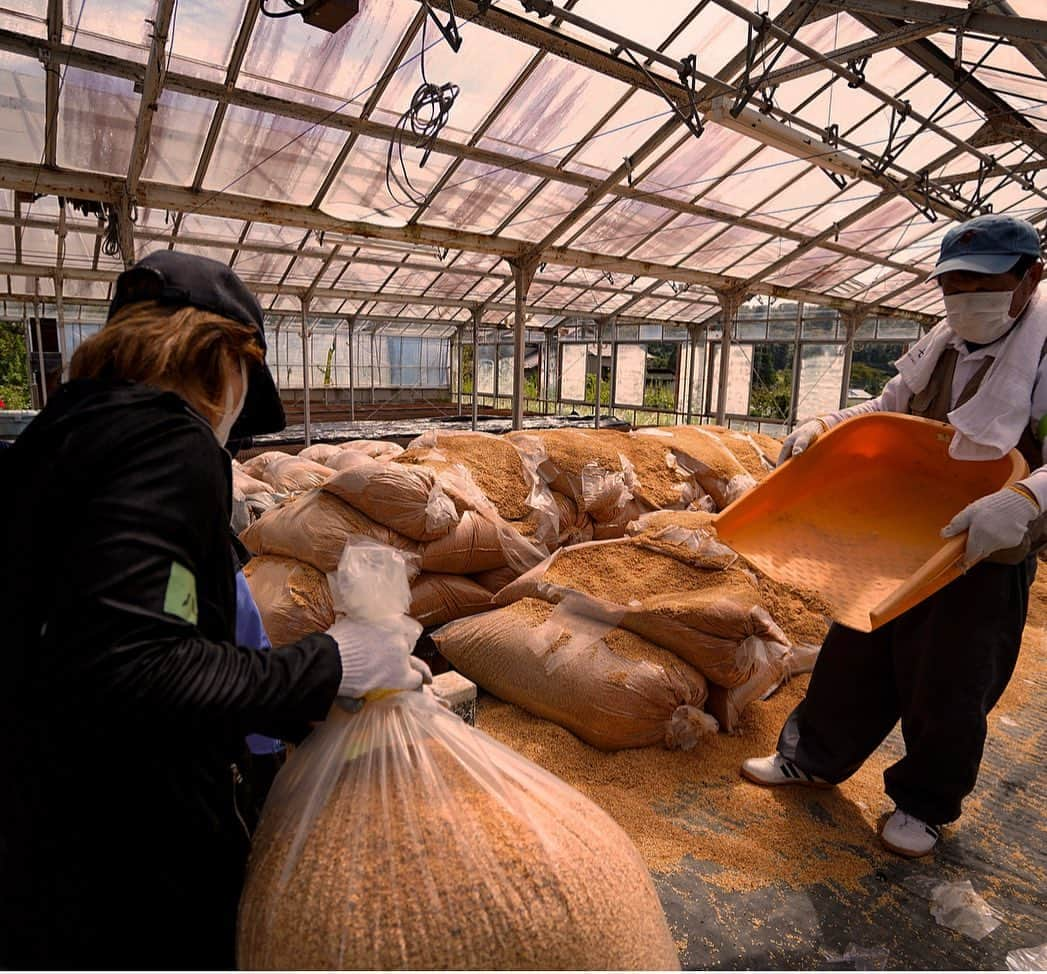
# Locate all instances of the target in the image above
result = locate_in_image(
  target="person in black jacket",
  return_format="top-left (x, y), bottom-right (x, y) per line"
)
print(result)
top-left (0, 251), bottom-right (427, 970)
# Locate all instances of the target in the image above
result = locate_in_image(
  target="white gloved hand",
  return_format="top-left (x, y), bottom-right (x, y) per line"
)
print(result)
top-left (941, 486), bottom-right (1040, 568)
top-left (326, 615), bottom-right (425, 699)
top-left (777, 419), bottom-right (826, 466)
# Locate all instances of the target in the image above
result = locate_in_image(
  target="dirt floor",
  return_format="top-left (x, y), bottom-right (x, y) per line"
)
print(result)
top-left (477, 568), bottom-right (1047, 970)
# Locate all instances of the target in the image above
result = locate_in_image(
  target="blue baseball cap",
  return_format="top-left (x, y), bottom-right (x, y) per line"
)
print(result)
top-left (928, 214), bottom-right (1042, 280)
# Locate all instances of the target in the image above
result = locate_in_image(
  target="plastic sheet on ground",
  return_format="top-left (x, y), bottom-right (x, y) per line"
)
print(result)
top-left (929, 880), bottom-right (1002, 941)
top-left (1006, 944), bottom-right (1047, 970)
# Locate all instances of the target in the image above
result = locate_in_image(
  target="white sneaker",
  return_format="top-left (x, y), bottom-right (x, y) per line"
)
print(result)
top-left (880, 808), bottom-right (941, 858)
top-left (740, 753), bottom-right (831, 788)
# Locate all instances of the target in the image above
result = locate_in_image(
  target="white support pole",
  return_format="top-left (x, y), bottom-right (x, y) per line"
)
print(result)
top-left (606, 316), bottom-right (617, 426)
top-left (33, 283), bottom-right (47, 407)
top-left (593, 317), bottom-right (603, 430)
top-left (789, 300), bottom-right (805, 432)
top-left (300, 297), bottom-right (311, 447)
top-left (471, 306), bottom-right (481, 431)
top-left (347, 317), bottom-right (356, 424)
top-left (714, 290), bottom-right (743, 426)
top-left (456, 324), bottom-right (464, 415)
top-left (370, 331), bottom-right (377, 405)
top-left (686, 323), bottom-right (699, 425)
top-left (508, 257), bottom-right (539, 431)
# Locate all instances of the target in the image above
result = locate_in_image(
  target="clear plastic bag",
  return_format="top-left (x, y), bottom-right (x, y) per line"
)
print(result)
top-left (929, 880), bottom-right (1001, 940)
top-left (326, 538), bottom-right (417, 622)
top-left (1006, 944), bottom-right (1047, 970)
top-left (237, 690), bottom-right (681, 970)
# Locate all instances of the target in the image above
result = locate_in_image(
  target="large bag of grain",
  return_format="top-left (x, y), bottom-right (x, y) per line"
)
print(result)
top-left (242, 556), bottom-right (334, 645)
top-left (238, 690), bottom-right (680, 970)
top-left (419, 510), bottom-right (522, 574)
top-left (433, 597), bottom-right (715, 751)
top-left (340, 438), bottom-right (404, 460)
top-left (239, 450), bottom-right (288, 479)
top-left (497, 539), bottom-right (786, 688)
top-left (410, 572), bottom-right (493, 627)
top-left (324, 456), bottom-right (459, 541)
top-left (298, 442), bottom-right (344, 465)
top-left (472, 564), bottom-right (521, 594)
top-left (254, 454), bottom-right (335, 493)
top-left (240, 489), bottom-right (418, 573)
top-left (637, 427), bottom-right (755, 510)
top-left (702, 425), bottom-right (778, 479)
top-left (232, 465), bottom-right (274, 497)
top-left (325, 449), bottom-right (378, 474)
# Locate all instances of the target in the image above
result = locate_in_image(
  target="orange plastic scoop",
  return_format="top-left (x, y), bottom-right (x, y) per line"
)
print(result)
top-left (714, 414), bottom-right (1027, 632)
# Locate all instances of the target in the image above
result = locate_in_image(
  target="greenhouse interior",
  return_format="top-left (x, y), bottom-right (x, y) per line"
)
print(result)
top-left (1, 0), bottom-right (1045, 970)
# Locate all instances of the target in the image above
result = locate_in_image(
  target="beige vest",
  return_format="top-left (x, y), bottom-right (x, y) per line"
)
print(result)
top-left (908, 346), bottom-right (1046, 563)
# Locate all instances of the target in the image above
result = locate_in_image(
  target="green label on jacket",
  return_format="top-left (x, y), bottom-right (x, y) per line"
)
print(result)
top-left (164, 561), bottom-right (199, 625)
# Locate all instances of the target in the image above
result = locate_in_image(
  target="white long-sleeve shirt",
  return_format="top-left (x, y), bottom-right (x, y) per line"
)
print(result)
top-left (823, 329), bottom-right (1047, 508)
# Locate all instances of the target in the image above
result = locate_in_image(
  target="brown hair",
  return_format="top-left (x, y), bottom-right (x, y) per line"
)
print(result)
top-left (69, 301), bottom-right (264, 424)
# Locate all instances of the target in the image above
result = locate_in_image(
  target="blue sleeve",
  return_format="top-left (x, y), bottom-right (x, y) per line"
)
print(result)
top-left (235, 569), bottom-right (272, 650)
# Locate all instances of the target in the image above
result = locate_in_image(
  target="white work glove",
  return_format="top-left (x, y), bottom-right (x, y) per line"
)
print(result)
top-left (325, 616), bottom-right (428, 699)
top-left (777, 419), bottom-right (827, 466)
top-left (941, 485), bottom-right (1040, 568)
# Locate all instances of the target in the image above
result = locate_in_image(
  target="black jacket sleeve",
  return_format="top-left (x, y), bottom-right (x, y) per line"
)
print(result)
top-left (44, 409), bottom-right (340, 736)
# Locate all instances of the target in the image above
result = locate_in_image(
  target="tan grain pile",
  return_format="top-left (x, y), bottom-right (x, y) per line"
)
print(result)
top-left (398, 431), bottom-right (533, 521)
top-left (238, 697), bottom-right (680, 970)
top-left (253, 454), bottom-right (335, 493)
top-left (433, 598), bottom-right (712, 751)
top-left (478, 678), bottom-right (898, 892)
top-left (242, 556), bottom-right (334, 645)
top-left (239, 489), bottom-right (417, 573)
top-left (324, 457), bottom-right (458, 541)
top-left (410, 572), bottom-right (493, 628)
top-left (592, 429), bottom-right (696, 510)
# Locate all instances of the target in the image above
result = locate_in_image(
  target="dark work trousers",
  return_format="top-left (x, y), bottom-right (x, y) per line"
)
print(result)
top-left (777, 556), bottom-right (1035, 825)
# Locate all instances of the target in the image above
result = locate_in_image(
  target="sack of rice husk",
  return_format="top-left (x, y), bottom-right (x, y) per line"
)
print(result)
top-left (323, 449), bottom-right (376, 474)
top-left (410, 572), bottom-right (493, 627)
top-left (702, 426), bottom-right (777, 480)
top-left (418, 509), bottom-right (541, 575)
top-left (254, 454), bottom-right (335, 493)
top-left (591, 498), bottom-right (653, 540)
top-left (637, 427), bottom-right (755, 509)
top-left (398, 430), bottom-right (536, 522)
top-left (242, 556), bottom-right (334, 645)
top-left (433, 597), bottom-right (716, 751)
top-left (340, 438), bottom-right (404, 460)
top-left (324, 456), bottom-right (459, 541)
top-left (233, 465), bottom-right (274, 497)
top-left (237, 691), bottom-right (680, 970)
top-left (472, 564), bottom-right (521, 595)
top-left (298, 443), bottom-right (344, 465)
top-left (240, 489), bottom-right (418, 573)
top-left (590, 429), bottom-right (701, 511)
top-left (626, 510), bottom-right (833, 647)
top-left (497, 539), bottom-right (786, 688)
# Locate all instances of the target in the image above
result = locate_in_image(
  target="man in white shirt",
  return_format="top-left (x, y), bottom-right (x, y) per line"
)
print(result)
top-left (741, 214), bottom-right (1045, 858)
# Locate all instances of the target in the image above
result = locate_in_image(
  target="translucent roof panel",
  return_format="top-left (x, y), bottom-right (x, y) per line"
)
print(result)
top-left (167, 0), bottom-right (246, 84)
top-left (0, 50), bottom-right (45, 163)
top-left (420, 161), bottom-right (545, 235)
top-left (58, 69), bottom-right (139, 175)
top-left (568, 91), bottom-right (671, 175)
top-left (242, 0), bottom-right (419, 113)
top-left (205, 108), bottom-right (344, 203)
top-left (140, 90), bottom-right (214, 186)
top-left (0, 2), bottom-right (46, 38)
top-left (65, 0), bottom-right (152, 65)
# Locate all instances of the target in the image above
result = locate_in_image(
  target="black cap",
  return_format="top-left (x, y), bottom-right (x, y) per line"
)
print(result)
top-left (108, 250), bottom-right (285, 437)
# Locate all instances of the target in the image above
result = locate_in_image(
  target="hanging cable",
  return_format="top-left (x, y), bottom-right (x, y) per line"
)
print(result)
top-left (385, 17), bottom-right (460, 208)
top-left (258, 0), bottom-right (325, 19)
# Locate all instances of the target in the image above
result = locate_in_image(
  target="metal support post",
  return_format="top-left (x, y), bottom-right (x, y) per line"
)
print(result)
top-left (471, 306), bottom-right (481, 431)
top-left (300, 297), bottom-right (311, 447)
top-left (273, 320), bottom-right (281, 391)
top-left (456, 324), bottom-right (465, 415)
top-left (347, 317), bottom-right (356, 423)
top-left (508, 256), bottom-right (539, 430)
top-left (593, 317), bottom-right (603, 430)
top-left (21, 311), bottom-right (36, 409)
top-left (543, 331), bottom-right (552, 415)
top-left (55, 201), bottom-right (67, 377)
top-left (789, 300), bottom-right (804, 431)
top-left (714, 289), bottom-right (744, 425)
top-left (686, 323), bottom-right (699, 425)
top-left (839, 313), bottom-right (863, 409)
top-left (605, 316), bottom-right (618, 427)
top-left (370, 331), bottom-right (377, 404)
top-left (32, 284), bottom-right (47, 407)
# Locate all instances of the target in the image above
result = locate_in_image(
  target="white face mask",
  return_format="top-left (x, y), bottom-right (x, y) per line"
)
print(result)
top-left (944, 285), bottom-right (1026, 345)
top-left (214, 359), bottom-right (248, 448)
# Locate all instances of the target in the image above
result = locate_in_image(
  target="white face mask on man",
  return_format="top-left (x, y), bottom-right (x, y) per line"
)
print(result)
top-left (944, 276), bottom-right (1029, 345)
top-left (214, 359), bottom-right (248, 447)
